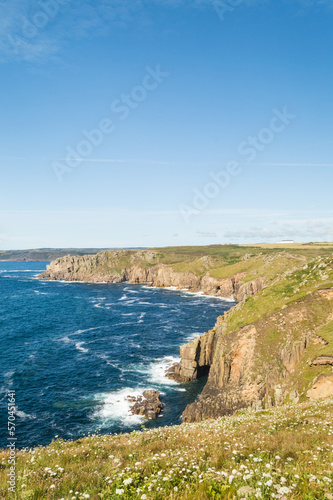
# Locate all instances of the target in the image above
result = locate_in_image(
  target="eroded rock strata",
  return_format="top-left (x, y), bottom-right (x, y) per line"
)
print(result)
top-left (179, 288), bottom-right (333, 422)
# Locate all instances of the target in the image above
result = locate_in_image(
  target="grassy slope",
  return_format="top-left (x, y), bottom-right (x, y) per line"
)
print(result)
top-left (223, 254), bottom-right (333, 331)
top-left (57, 244), bottom-right (333, 282)
top-left (1, 398), bottom-right (333, 499)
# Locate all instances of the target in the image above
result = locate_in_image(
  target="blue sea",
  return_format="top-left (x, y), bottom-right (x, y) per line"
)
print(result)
top-left (0, 261), bottom-right (234, 449)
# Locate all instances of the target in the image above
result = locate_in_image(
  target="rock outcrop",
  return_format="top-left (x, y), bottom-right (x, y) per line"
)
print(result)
top-left (166, 328), bottom-right (218, 382)
top-left (307, 374), bottom-right (333, 400)
top-left (311, 355), bottom-right (333, 367)
top-left (128, 390), bottom-right (163, 419)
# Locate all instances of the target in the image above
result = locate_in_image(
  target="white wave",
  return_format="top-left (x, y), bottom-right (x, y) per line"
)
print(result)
top-left (75, 342), bottom-right (89, 353)
top-left (16, 410), bottom-right (36, 420)
top-left (119, 299), bottom-right (138, 305)
top-left (122, 312), bottom-right (136, 317)
top-left (95, 354), bottom-right (117, 366)
top-left (58, 336), bottom-right (72, 344)
top-left (94, 387), bottom-right (153, 426)
top-left (73, 326), bottom-right (104, 335)
top-left (146, 356), bottom-right (180, 386)
top-left (175, 388), bottom-right (186, 392)
top-left (94, 303), bottom-right (105, 309)
top-left (142, 283), bottom-right (234, 303)
top-left (138, 312), bottom-right (146, 323)
top-left (184, 331), bottom-right (203, 342)
top-left (33, 290), bottom-right (49, 295)
top-left (119, 294), bottom-right (128, 301)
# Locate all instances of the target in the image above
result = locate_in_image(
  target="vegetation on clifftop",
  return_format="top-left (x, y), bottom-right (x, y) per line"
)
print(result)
top-left (1, 398), bottom-right (333, 499)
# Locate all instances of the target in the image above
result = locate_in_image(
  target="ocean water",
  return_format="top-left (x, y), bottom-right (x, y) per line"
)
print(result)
top-left (0, 261), bottom-right (235, 449)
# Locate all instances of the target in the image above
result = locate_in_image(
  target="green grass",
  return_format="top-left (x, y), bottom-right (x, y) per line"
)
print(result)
top-left (2, 398), bottom-right (333, 499)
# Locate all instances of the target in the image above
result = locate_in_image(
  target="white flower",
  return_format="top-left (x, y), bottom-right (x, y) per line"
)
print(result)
top-left (277, 486), bottom-right (291, 495)
top-left (174, 486), bottom-right (178, 491)
top-left (123, 478), bottom-right (133, 485)
top-left (266, 463), bottom-right (271, 468)
top-left (275, 455), bottom-right (281, 460)
top-left (141, 495), bottom-right (147, 500)
top-left (116, 489), bottom-right (124, 495)
top-left (50, 485), bottom-right (55, 489)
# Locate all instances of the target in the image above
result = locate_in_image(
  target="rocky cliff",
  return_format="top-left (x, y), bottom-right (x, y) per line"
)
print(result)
top-left (39, 250), bottom-right (265, 301)
top-left (173, 258), bottom-right (333, 422)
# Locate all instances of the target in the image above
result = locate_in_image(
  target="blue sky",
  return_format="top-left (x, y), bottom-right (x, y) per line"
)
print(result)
top-left (1, 0), bottom-right (333, 249)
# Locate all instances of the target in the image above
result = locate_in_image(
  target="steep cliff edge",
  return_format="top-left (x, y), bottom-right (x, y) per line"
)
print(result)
top-left (175, 255), bottom-right (333, 422)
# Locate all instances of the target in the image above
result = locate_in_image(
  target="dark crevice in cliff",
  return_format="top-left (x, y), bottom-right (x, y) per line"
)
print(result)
top-left (197, 365), bottom-right (210, 378)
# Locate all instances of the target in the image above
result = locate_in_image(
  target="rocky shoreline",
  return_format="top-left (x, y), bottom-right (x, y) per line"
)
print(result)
top-left (38, 249), bottom-right (333, 424)
top-left (38, 251), bottom-right (265, 302)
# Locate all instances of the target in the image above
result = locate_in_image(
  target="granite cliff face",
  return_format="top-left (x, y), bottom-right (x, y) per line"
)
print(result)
top-left (177, 286), bottom-right (333, 422)
top-left (39, 250), bottom-right (264, 302)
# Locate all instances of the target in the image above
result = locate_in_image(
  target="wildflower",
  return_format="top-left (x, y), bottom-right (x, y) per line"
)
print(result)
top-left (115, 489), bottom-right (124, 495)
top-left (141, 495), bottom-right (147, 500)
top-left (123, 478), bottom-right (133, 485)
top-left (50, 485), bottom-right (55, 489)
top-left (277, 486), bottom-right (291, 495)
top-left (174, 486), bottom-right (178, 491)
